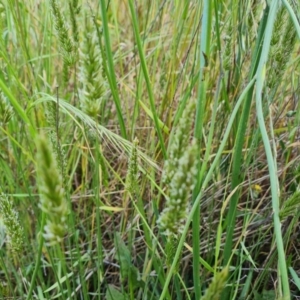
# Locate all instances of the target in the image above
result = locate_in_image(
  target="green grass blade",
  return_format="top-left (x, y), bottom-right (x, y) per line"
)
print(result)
top-left (99, 0), bottom-right (127, 139)
top-left (192, 1), bottom-right (213, 298)
top-left (255, 1), bottom-right (290, 297)
top-left (127, 0), bottom-right (167, 159)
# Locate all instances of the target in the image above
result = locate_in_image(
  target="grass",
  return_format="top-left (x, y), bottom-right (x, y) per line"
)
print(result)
top-left (0, 0), bottom-right (300, 299)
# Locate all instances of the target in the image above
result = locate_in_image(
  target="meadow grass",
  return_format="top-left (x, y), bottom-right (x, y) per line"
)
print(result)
top-left (0, 1), bottom-right (300, 299)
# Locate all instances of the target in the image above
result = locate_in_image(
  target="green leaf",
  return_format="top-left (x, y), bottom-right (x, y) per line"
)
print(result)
top-left (106, 285), bottom-right (127, 300)
top-left (114, 232), bottom-right (131, 278)
top-left (289, 267), bottom-right (300, 291)
top-left (114, 232), bottom-right (145, 290)
top-left (286, 110), bottom-right (296, 117)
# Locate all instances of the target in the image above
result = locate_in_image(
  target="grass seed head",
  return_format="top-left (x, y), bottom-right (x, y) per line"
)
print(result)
top-left (201, 267), bottom-right (228, 300)
top-left (158, 140), bottom-right (198, 236)
top-left (0, 193), bottom-right (24, 256)
top-left (36, 135), bottom-right (68, 245)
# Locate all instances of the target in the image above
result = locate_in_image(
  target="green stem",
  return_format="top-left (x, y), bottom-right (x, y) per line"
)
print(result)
top-left (192, 1), bottom-right (213, 298)
top-left (282, 0), bottom-right (300, 38)
top-left (26, 212), bottom-right (46, 300)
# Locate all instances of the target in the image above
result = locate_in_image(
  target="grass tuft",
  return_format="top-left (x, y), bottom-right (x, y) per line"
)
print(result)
top-left (0, 1), bottom-right (300, 299)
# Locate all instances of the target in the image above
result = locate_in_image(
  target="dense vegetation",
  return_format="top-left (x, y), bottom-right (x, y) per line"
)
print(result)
top-left (0, 1), bottom-right (300, 299)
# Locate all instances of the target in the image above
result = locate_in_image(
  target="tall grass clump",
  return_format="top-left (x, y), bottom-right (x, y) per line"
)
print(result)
top-left (0, 1), bottom-right (300, 299)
